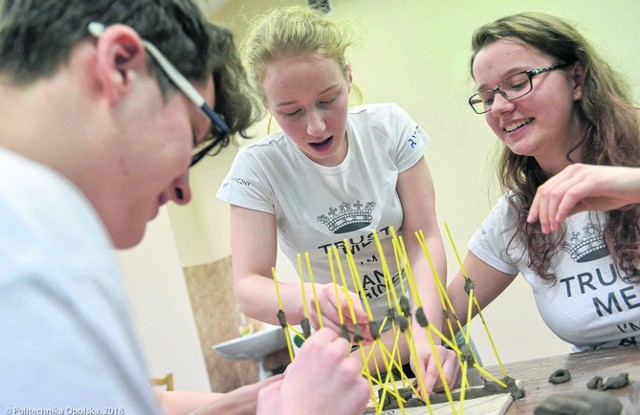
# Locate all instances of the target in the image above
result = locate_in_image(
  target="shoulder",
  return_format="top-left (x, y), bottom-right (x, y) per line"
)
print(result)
top-left (480, 194), bottom-right (518, 230)
top-left (348, 103), bottom-right (419, 138)
top-left (230, 131), bottom-right (297, 171)
top-left (348, 103), bottom-right (408, 120)
top-left (238, 130), bottom-right (290, 157)
top-left (0, 149), bottom-right (113, 271)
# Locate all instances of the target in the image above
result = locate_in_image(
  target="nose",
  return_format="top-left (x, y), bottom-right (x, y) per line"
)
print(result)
top-left (163, 173), bottom-right (192, 206)
top-left (306, 109), bottom-right (326, 137)
top-left (489, 92), bottom-right (514, 116)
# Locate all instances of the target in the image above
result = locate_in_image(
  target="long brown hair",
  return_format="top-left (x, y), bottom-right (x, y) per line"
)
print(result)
top-left (470, 12), bottom-right (640, 282)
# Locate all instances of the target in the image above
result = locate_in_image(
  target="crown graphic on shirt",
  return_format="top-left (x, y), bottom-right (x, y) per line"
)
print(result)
top-left (316, 201), bottom-right (375, 234)
top-left (562, 223), bottom-right (609, 263)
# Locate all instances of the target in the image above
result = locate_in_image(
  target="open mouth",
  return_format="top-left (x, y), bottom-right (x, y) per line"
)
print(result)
top-left (504, 118), bottom-right (532, 133)
top-left (309, 136), bottom-right (333, 150)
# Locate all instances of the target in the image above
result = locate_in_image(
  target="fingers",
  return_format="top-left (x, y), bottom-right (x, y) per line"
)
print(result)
top-left (528, 164), bottom-right (640, 233)
top-left (414, 347), bottom-right (461, 398)
top-left (431, 350), bottom-right (461, 393)
top-left (256, 379), bottom-right (283, 415)
top-left (528, 164), bottom-right (593, 233)
top-left (277, 327), bottom-right (370, 415)
top-left (308, 284), bottom-right (371, 341)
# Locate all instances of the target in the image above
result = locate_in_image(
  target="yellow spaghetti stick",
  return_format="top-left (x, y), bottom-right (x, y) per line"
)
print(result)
top-left (305, 252), bottom-right (324, 329)
top-left (389, 226), bottom-right (408, 297)
top-left (345, 262), bottom-right (403, 409)
top-left (327, 248), bottom-right (349, 341)
top-left (415, 230), bottom-right (458, 337)
top-left (385, 231), bottom-right (434, 400)
top-left (331, 251), bottom-right (381, 411)
top-left (373, 233), bottom-right (446, 412)
top-left (343, 239), bottom-right (376, 323)
top-left (343, 239), bottom-right (391, 387)
top-left (457, 360), bottom-right (469, 414)
top-left (272, 267), bottom-right (295, 362)
top-left (330, 246), bottom-right (377, 399)
top-left (371, 232), bottom-right (411, 379)
top-left (400, 239), bottom-right (456, 412)
top-left (296, 254), bottom-right (312, 340)
top-left (371, 231), bottom-right (403, 311)
top-left (332, 246), bottom-right (366, 343)
top-left (297, 254), bottom-right (309, 319)
top-left (444, 222), bottom-right (508, 377)
top-left (397, 232), bottom-right (456, 347)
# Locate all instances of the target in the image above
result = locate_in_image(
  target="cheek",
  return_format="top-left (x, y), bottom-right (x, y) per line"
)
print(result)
top-left (484, 114), bottom-right (503, 136)
top-left (273, 114), bottom-right (306, 139)
top-left (156, 117), bottom-right (192, 163)
top-left (326, 102), bottom-right (349, 131)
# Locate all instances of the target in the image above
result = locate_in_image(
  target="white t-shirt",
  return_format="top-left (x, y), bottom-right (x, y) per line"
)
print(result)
top-left (469, 194), bottom-right (640, 351)
top-left (0, 148), bottom-right (162, 413)
top-left (217, 103), bottom-right (430, 321)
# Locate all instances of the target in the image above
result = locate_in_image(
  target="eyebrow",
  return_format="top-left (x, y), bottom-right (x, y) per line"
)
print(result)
top-left (475, 66), bottom-right (531, 91)
top-left (274, 84), bottom-right (340, 107)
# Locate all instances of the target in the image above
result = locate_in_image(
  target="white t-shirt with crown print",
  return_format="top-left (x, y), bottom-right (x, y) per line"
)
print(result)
top-left (469, 194), bottom-right (640, 352)
top-left (217, 103), bottom-right (429, 323)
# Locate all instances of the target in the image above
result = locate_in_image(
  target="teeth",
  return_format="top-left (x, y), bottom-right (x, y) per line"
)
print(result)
top-left (505, 119), bottom-right (531, 132)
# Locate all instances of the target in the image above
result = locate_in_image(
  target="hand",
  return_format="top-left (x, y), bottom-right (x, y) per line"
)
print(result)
top-left (308, 283), bottom-right (371, 342)
top-left (185, 375), bottom-right (283, 415)
top-left (410, 343), bottom-right (460, 398)
top-left (528, 164), bottom-right (640, 233)
top-left (258, 328), bottom-right (371, 415)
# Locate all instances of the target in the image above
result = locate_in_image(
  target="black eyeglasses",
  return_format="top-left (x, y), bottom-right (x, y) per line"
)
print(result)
top-left (88, 22), bottom-right (229, 167)
top-left (468, 62), bottom-right (572, 114)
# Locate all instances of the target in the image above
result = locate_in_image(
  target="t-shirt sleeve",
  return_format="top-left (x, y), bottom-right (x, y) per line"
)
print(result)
top-left (391, 104), bottom-right (430, 173)
top-left (468, 196), bottom-right (520, 275)
top-left (215, 147), bottom-right (275, 214)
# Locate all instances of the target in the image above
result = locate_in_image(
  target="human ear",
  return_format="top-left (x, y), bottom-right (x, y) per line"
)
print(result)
top-left (93, 24), bottom-right (148, 105)
top-left (570, 62), bottom-right (585, 101)
top-left (345, 63), bottom-right (353, 91)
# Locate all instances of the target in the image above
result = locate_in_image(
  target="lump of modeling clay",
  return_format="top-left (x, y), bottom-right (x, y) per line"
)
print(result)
top-left (482, 376), bottom-right (525, 400)
top-left (587, 376), bottom-right (603, 390)
top-left (534, 391), bottom-right (622, 415)
top-left (587, 373), bottom-right (629, 391)
top-left (548, 368), bottom-right (572, 384)
top-left (601, 373), bottom-right (629, 390)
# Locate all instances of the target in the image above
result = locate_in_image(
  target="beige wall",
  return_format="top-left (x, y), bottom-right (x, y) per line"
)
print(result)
top-left (120, 0), bottom-right (640, 387)
top-left (116, 209), bottom-right (210, 391)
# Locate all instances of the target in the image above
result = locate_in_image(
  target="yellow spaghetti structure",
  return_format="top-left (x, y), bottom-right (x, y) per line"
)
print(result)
top-left (270, 224), bottom-right (518, 414)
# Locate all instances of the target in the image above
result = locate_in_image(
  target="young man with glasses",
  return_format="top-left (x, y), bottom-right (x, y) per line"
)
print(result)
top-left (0, 1), bottom-right (369, 414)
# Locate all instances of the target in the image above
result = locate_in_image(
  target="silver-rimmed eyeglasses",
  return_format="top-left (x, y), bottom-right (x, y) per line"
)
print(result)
top-left (468, 62), bottom-right (572, 114)
top-left (88, 22), bottom-right (229, 167)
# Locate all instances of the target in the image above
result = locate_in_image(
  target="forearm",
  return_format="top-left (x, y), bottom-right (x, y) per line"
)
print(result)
top-left (235, 274), bottom-right (308, 326)
top-left (407, 235), bottom-right (447, 338)
top-left (156, 391), bottom-right (223, 415)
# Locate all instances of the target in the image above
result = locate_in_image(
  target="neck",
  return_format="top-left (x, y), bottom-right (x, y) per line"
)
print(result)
top-left (0, 70), bottom-right (96, 179)
top-left (535, 115), bottom-right (585, 176)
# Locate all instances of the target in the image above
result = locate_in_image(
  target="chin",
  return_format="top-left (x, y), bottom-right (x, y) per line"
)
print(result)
top-left (111, 226), bottom-right (146, 250)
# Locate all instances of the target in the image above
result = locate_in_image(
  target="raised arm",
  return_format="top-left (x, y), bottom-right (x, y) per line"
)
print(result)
top-left (528, 164), bottom-right (640, 233)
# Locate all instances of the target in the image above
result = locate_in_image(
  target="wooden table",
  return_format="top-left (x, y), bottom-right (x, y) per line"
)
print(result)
top-left (482, 345), bottom-right (640, 414)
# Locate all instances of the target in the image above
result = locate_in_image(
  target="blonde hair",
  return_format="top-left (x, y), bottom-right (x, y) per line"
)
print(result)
top-left (242, 6), bottom-right (357, 102)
